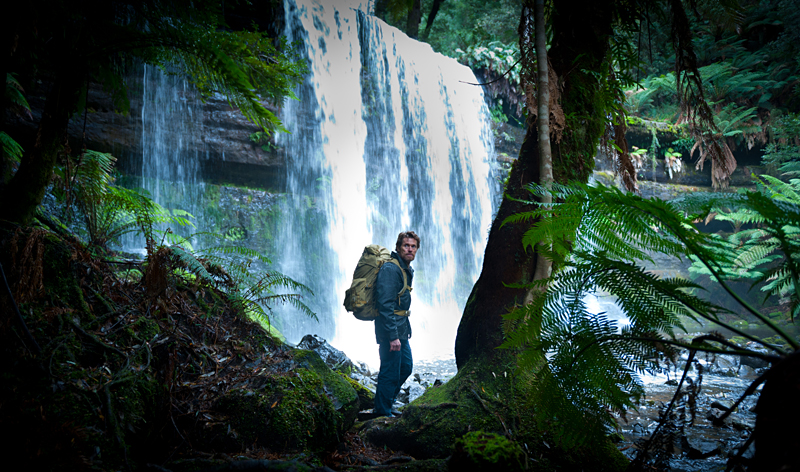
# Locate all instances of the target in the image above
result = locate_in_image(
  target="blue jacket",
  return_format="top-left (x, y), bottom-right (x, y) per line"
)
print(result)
top-left (374, 252), bottom-right (413, 344)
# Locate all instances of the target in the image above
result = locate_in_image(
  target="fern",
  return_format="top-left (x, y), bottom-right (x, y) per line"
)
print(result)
top-left (501, 181), bottom-right (799, 446)
top-left (169, 233), bottom-right (317, 326)
top-left (53, 149), bottom-right (195, 253)
top-left (2, 73), bottom-right (31, 163)
top-left (685, 176), bottom-right (800, 314)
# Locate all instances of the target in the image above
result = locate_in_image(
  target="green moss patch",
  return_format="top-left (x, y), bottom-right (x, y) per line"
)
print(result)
top-left (450, 431), bottom-right (526, 471)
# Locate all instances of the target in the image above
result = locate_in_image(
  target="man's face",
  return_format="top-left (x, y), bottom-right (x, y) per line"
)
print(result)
top-left (398, 237), bottom-right (418, 263)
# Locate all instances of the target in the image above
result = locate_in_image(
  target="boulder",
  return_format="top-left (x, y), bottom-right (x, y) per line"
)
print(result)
top-left (210, 349), bottom-right (358, 452)
top-left (296, 334), bottom-right (375, 411)
top-left (297, 334), bottom-right (361, 375)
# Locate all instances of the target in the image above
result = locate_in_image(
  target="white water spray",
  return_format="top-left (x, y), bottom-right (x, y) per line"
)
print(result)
top-left (278, 0), bottom-right (497, 369)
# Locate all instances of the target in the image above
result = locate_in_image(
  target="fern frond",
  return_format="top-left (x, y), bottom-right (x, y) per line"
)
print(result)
top-left (0, 132), bottom-right (24, 162)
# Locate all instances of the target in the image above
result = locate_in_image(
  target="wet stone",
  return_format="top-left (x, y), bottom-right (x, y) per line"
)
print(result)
top-left (681, 436), bottom-right (723, 459)
top-left (710, 400), bottom-right (733, 412)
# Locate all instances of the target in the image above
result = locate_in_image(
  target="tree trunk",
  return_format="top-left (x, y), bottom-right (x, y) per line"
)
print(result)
top-left (455, 0), bottom-right (613, 367)
top-left (421, 0), bottom-right (444, 41)
top-left (454, 122), bottom-right (541, 369)
top-left (406, 0), bottom-right (422, 39)
top-left (753, 350), bottom-right (800, 471)
top-left (531, 0), bottom-right (553, 285)
top-left (0, 67), bottom-right (85, 224)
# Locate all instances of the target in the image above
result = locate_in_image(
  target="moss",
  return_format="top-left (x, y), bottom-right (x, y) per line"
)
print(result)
top-left (208, 349), bottom-right (359, 454)
top-left (216, 368), bottom-right (345, 451)
top-left (341, 373), bottom-right (375, 411)
top-left (449, 431), bottom-right (526, 471)
top-left (293, 349), bottom-right (359, 425)
top-left (732, 320), bottom-right (749, 329)
top-left (365, 355), bottom-right (518, 459)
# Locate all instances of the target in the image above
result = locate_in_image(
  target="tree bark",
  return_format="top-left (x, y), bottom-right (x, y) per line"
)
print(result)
top-left (455, 0), bottom-right (615, 367)
top-left (455, 123), bottom-right (541, 369)
top-left (531, 0), bottom-right (552, 285)
top-left (0, 67), bottom-right (85, 224)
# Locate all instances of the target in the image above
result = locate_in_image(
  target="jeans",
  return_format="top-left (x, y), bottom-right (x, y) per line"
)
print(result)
top-left (374, 339), bottom-right (412, 416)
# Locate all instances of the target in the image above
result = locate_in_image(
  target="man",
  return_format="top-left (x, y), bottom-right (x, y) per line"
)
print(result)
top-left (373, 231), bottom-right (420, 418)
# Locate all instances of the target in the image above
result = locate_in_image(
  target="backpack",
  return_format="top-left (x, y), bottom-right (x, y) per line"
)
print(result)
top-left (343, 244), bottom-right (410, 321)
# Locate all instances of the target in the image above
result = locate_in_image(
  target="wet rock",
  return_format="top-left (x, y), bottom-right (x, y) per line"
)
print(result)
top-left (680, 436), bottom-right (722, 459)
top-left (407, 384), bottom-right (426, 403)
top-left (710, 400), bottom-right (733, 412)
top-left (741, 355), bottom-right (770, 370)
top-left (731, 439), bottom-right (755, 460)
top-left (738, 364), bottom-right (756, 377)
top-left (297, 334), bottom-right (362, 375)
top-left (707, 407), bottom-right (727, 425)
top-left (731, 417), bottom-right (755, 431)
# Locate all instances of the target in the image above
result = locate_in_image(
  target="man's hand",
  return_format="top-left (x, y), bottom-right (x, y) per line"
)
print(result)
top-left (390, 339), bottom-right (401, 351)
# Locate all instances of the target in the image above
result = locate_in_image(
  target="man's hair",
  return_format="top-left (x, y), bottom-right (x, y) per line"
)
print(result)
top-left (395, 231), bottom-right (420, 252)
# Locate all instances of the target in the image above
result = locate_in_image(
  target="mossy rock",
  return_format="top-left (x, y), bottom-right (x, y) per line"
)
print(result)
top-left (449, 431), bottom-right (526, 471)
top-left (292, 349), bottom-right (360, 427)
top-left (342, 374), bottom-right (375, 411)
top-left (211, 349), bottom-right (358, 453)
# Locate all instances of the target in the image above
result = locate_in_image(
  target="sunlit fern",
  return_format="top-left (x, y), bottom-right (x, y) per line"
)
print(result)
top-left (501, 181), bottom-right (799, 447)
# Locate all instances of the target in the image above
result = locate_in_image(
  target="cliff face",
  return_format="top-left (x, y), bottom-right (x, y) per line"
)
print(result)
top-left (7, 78), bottom-right (288, 190)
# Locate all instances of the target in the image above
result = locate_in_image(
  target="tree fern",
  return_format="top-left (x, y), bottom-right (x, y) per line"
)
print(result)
top-left (501, 181), bottom-right (799, 446)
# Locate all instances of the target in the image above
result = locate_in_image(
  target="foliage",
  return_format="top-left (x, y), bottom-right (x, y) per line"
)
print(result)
top-left (169, 232), bottom-right (316, 327)
top-left (455, 41), bottom-right (522, 87)
top-left (1, 73), bottom-right (31, 164)
top-left (622, 1), bottom-right (800, 188)
top-left (1, 0), bottom-right (306, 225)
top-left (87, 2), bottom-right (305, 134)
top-left (52, 150), bottom-right (192, 253)
top-left (409, 0), bottom-right (522, 57)
top-left (664, 147), bottom-right (683, 179)
top-left (688, 175), bottom-right (800, 310)
top-left (249, 131), bottom-right (279, 153)
top-left (763, 112), bottom-right (800, 174)
top-left (500, 181), bottom-right (798, 446)
top-left (455, 40), bottom-right (524, 120)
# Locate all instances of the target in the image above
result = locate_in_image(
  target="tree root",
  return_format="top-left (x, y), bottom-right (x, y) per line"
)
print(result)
top-left (68, 317), bottom-right (126, 357)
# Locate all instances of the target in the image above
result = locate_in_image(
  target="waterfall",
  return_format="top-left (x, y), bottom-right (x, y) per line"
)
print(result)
top-left (126, 64), bottom-right (204, 253)
top-left (277, 0), bottom-right (497, 369)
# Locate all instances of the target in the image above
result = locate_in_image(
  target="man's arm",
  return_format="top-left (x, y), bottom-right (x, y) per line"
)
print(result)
top-left (375, 263), bottom-right (403, 350)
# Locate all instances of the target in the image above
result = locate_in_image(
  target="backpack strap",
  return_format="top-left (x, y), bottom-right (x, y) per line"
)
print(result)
top-left (387, 258), bottom-right (411, 302)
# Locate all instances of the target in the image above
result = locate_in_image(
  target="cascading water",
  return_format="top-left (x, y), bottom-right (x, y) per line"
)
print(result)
top-left (277, 0), bottom-right (498, 369)
top-left (127, 64), bottom-right (204, 252)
